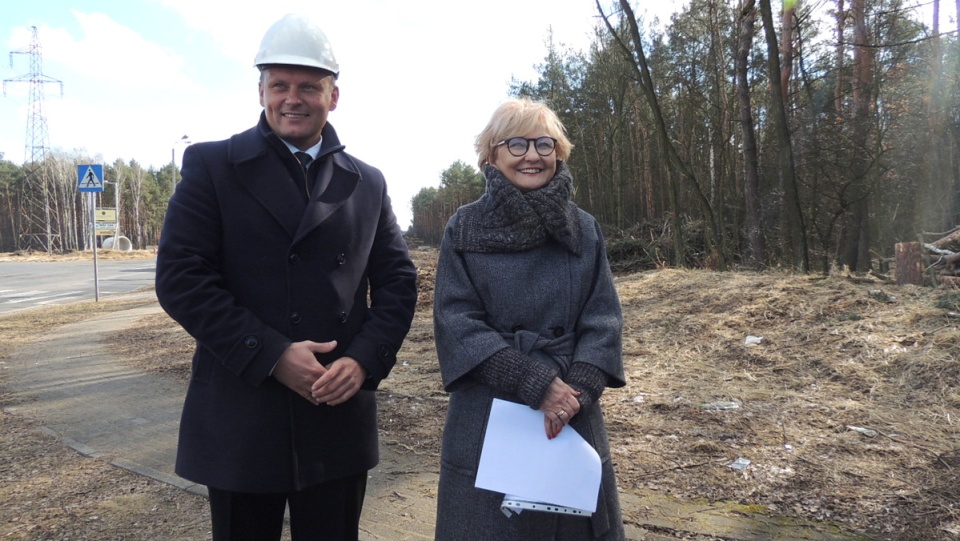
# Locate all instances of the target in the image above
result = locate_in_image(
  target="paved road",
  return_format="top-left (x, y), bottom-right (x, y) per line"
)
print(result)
top-left (0, 259), bottom-right (155, 314)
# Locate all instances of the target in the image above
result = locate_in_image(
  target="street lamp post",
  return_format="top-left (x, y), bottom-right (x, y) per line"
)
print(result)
top-left (171, 134), bottom-right (191, 193)
top-left (103, 180), bottom-right (120, 239)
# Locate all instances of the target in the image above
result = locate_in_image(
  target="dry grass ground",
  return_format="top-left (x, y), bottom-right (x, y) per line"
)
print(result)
top-left (3, 247), bottom-right (960, 539)
top-left (605, 269), bottom-right (960, 540)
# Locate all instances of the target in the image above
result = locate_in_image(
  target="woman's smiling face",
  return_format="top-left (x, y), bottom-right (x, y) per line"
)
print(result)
top-left (489, 131), bottom-right (558, 192)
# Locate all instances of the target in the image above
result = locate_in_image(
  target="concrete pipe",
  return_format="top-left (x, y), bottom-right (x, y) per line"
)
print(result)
top-left (102, 235), bottom-right (133, 251)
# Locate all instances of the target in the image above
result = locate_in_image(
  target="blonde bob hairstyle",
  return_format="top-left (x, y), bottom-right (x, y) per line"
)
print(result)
top-left (474, 98), bottom-right (573, 169)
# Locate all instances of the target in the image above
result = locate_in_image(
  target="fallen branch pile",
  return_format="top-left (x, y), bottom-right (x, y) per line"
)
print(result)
top-left (923, 227), bottom-right (960, 287)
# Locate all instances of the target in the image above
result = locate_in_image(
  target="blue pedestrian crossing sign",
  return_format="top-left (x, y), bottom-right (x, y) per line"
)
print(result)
top-left (77, 164), bottom-right (104, 192)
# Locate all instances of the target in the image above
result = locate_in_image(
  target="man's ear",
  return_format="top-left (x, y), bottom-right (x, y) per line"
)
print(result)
top-left (329, 85), bottom-right (340, 111)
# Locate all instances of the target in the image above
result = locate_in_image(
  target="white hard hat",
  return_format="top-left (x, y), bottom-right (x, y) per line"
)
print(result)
top-left (254, 14), bottom-right (339, 76)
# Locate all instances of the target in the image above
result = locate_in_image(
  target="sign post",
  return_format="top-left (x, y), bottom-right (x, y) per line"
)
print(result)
top-left (78, 165), bottom-right (105, 301)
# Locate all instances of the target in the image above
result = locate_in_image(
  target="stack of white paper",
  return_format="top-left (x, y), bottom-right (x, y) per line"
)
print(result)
top-left (475, 399), bottom-right (601, 516)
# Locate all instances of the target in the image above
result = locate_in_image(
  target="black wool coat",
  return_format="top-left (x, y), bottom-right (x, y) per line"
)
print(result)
top-left (155, 115), bottom-right (417, 493)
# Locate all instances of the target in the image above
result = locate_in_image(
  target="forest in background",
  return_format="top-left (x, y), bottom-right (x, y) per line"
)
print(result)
top-left (2, 0), bottom-right (959, 275)
top-left (0, 156), bottom-right (175, 254)
top-left (410, 0), bottom-right (960, 274)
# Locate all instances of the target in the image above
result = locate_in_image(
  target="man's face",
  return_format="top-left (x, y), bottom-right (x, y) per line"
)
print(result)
top-left (259, 65), bottom-right (339, 150)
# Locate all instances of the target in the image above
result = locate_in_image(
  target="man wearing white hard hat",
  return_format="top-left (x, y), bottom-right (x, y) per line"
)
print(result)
top-left (156, 13), bottom-right (417, 541)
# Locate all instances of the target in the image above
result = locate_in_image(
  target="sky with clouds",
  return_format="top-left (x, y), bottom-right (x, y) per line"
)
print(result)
top-left (1, 1), bottom-right (947, 227)
top-left (1, 1), bottom-right (691, 228)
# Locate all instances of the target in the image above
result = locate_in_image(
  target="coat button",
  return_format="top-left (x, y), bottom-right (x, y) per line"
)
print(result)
top-left (378, 345), bottom-right (391, 357)
top-left (290, 312), bottom-right (302, 324)
top-left (338, 311), bottom-right (348, 323)
top-left (336, 253), bottom-right (346, 265)
top-left (288, 253), bottom-right (301, 265)
top-left (243, 336), bottom-right (259, 349)
top-left (552, 326), bottom-right (565, 337)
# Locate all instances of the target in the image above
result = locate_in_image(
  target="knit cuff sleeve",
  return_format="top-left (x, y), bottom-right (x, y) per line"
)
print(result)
top-left (565, 362), bottom-right (609, 409)
top-left (472, 348), bottom-right (559, 409)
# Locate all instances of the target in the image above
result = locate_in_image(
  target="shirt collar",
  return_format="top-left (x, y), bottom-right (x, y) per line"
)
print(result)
top-left (280, 138), bottom-right (322, 160)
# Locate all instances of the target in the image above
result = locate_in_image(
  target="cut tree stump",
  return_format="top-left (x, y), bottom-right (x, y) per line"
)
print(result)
top-left (895, 242), bottom-right (923, 286)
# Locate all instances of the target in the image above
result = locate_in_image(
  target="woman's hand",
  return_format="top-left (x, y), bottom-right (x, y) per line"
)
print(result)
top-left (539, 377), bottom-right (581, 439)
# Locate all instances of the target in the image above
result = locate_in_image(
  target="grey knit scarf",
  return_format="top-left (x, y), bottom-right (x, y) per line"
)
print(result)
top-left (452, 161), bottom-right (582, 255)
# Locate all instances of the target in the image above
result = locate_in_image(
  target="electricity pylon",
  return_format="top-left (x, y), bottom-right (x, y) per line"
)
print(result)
top-left (3, 26), bottom-right (64, 252)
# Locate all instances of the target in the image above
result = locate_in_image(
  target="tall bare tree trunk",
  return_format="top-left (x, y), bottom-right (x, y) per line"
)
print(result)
top-left (759, 0), bottom-right (809, 271)
top-left (955, 0), bottom-right (960, 225)
top-left (708, 0), bottom-right (733, 261)
top-left (930, 0), bottom-right (945, 228)
top-left (915, 0), bottom-right (953, 233)
top-left (132, 173), bottom-right (143, 249)
top-left (843, 0), bottom-right (874, 271)
top-left (111, 162), bottom-right (125, 241)
top-left (737, 0), bottom-right (766, 269)
top-left (780, 0), bottom-right (796, 105)
top-left (834, 0), bottom-right (846, 116)
top-left (639, 115), bottom-right (655, 218)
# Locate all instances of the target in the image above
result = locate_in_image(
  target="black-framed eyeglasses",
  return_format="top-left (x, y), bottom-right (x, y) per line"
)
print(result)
top-left (496, 136), bottom-right (557, 157)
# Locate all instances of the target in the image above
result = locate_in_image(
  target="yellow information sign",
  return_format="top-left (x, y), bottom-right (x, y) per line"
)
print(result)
top-left (95, 208), bottom-right (117, 222)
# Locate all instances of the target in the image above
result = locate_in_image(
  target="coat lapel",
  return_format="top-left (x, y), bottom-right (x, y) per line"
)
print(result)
top-left (235, 154), bottom-right (306, 239)
top-left (294, 153), bottom-right (360, 244)
top-left (226, 117), bottom-right (359, 245)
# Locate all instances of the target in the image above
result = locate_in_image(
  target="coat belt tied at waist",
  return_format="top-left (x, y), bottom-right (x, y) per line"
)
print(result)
top-left (500, 329), bottom-right (576, 374)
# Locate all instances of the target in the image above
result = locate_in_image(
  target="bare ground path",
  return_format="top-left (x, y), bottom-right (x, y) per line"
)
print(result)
top-left (1, 292), bottom-right (869, 540)
top-left (3, 299), bottom-right (440, 540)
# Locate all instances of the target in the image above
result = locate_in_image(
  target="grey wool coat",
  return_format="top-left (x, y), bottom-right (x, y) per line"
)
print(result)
top-left (433, 201), bottom-right (626, 540)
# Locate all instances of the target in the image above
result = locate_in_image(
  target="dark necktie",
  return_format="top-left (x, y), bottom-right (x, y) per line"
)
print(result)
top-left (295, 151), bottom-right (313, 169)
top-left (294, 152), bottom-right (313, 198)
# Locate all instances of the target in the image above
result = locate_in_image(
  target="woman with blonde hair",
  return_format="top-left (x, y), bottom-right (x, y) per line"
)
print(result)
top-left (433, 98), bottom-right (626, 540)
